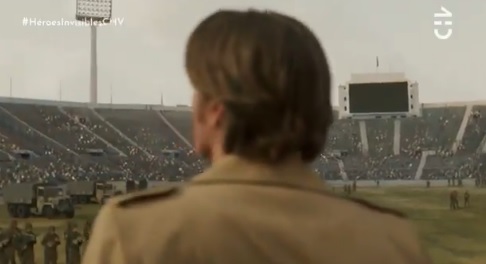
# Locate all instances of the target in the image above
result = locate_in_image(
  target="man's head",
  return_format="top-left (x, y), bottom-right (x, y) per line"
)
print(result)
top-left (9, 219), bottom-right (17, 229)
top-left (24, 222), bottom-right (33, 232)
top-left (66, 221), bottom-right (73, 230)
top-left (186, 9), bottom-right (333, 164)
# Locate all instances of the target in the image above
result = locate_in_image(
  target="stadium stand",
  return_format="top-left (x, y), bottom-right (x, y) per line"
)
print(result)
top-left (461, 106), bottom-right (486, 153)
top-left (421, 106), bottom-right (465, 150)
top-left (95, 108), bottom-right (176, 155)
top-left (0, 103), bottom-right (109, 153)
top-left (0, 97), bottom-right (485, 186)
top-left (62, 106), bottom-right (139, 156)
top-left (325, 112), bottom-right (361, 154)
top-left (366, 119), bottom-right (394, 157)
top-left (161, 109), bottom-right (193, 145)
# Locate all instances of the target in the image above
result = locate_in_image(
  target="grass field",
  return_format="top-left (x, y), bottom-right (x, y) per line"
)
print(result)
top-left (0, 186), bottom-right (485, 264)
top-left (350, 186), bottom-right (486, 264)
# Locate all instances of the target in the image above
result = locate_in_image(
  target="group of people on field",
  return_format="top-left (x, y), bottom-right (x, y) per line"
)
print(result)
top-left (0, 219), bottom-right (91, 264)
top-left (449, 190), bottom-right (470, 210)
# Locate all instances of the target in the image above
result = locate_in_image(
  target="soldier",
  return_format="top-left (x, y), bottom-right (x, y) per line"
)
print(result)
top-left (64, 221), bottom-right (73, 264)
top-left (17, 222), bottom-right (36, 264)
top-left (450, 190), bottom-right (459, 210)
top-left (82, 220), bottom-right (92, 255)
top-left (83, 9), bottom-right (430, 264)
top-left (352, 180), bottom-right (357, 192)
top-left (0, 227), bottom-right (9, 263)
top-left (42, 226), bottom-right (60, 264)
top-left (83, 220), bottom-right (92, 242)
top-left (5, 219), bottom-right (20, 264)
top-left (426, 180), bottom-right (430, 188)
top-left (68, 223), bottom-right (83, 264)
top-left (464, 191), bottom-right (470, 207)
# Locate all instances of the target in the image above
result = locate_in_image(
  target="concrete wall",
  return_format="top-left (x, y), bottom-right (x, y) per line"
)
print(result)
top-left (107, 179), bottom-right (475, 191)
top-left (326, 179), bottom-right (476, 187)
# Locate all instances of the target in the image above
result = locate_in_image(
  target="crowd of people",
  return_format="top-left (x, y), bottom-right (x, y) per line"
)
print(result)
top-left (0, 102), bottom-right (205, 186)
top-left (0, 219), bottom-right (90, 264)
top-left (307, 107), bottom-right (486, 182)
top-left (0, 101), bottom-right (485, 186)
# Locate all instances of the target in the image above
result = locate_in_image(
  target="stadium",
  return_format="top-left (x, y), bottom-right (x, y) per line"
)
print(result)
top-left (1, 0), bottom-right (484, 261)
top-left (1, 74), bottom-right (485, 186)
top-left (0, 72), bottom-right (485, 263)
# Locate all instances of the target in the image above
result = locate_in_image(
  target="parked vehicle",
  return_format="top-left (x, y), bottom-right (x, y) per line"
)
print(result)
top-left (66, 180), bottom-right (116, 204)
top-left (4, 182), bottom-right (75, 218)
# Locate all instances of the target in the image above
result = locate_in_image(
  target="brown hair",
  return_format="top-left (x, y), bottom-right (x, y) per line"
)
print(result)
top-left (185, 9), bottom-right (333, 163)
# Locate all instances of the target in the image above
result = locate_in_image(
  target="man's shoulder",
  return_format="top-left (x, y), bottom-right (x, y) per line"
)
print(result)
top-left (110, 185), bottom-right (182, 208)
top-left (334, 196), bottom-right (429, 263)
top-left (345, 197), bottom-right (407, 218)
top-left (327, 194), bottom-right (407, 220)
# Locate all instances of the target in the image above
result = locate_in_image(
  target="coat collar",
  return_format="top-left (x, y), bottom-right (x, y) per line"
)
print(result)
top-left (190, 155), bottom-right (326, 192)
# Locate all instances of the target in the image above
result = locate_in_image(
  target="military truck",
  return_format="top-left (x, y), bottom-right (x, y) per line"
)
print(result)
top-left (3, 182), bottom-right (75, 218)
top-left (66, 181), bottom-right (116, 204)
top-left (125, 178), bottom-right (148, 193)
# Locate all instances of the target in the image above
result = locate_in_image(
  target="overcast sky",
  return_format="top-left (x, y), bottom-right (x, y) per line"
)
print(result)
top-left (0, 0), bottom-right (484, 106)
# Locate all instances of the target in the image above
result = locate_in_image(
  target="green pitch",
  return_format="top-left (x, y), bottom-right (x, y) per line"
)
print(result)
top-left (350, 187), bottom-right (486, 264)
top-left (0, 187), bottom-right (485, 264)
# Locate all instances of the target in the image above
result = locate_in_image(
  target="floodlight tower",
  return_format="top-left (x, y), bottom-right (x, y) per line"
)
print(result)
top-left (75, 0), bottom-right (113, 104)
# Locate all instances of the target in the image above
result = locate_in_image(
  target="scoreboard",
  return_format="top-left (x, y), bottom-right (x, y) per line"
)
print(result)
top-left (337, 73), bottom-right (420, 119)
top-left (348, 82), bottom-right (409, 114)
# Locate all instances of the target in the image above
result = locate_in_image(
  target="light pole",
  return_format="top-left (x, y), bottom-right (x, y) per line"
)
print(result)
top-left (75, 0), bottom-right (113, 104)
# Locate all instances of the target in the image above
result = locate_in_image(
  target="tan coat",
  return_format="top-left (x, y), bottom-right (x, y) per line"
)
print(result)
top-left (83, 155), bottom-right (431, 264)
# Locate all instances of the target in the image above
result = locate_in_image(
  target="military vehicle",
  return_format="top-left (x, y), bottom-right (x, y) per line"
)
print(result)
top-left (125, 178), bottom-right (148, 193)
top-left (66, 181), bottom-right (116, 204)
top-left (3, 182), bottom-right (75, 218)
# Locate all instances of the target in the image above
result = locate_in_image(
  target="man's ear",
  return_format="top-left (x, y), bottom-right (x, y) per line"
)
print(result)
top-left (207, 100), bottom-right (225, 128)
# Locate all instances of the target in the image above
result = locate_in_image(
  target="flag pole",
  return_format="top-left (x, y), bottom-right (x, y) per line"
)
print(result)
top-left (110, 83), bottom-right (113, 104)
top-left (9, 77), bottom-right (12, 97)
top-left (59, 80), bottom-right (62, 101)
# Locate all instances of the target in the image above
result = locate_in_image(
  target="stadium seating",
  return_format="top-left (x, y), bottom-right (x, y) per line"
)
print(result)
top-left (96, 108), bottom-right (202, 178)
top-left (0, 98), bottom-right (484, 186)
top-left (0, 103), bottom-right (108, 153)
top-left (63, 107), bottom-right (138, 155)
top-left (423, 107), bottom-right (465, 150)
top-left (0, 104), bottom-right (66, 155)
top-left (313, 155), bottom-right (341, 180)
top-left (461, 106), bottom-right (486, 153)
top-left (96, 109), bottom-right (176, 154)
top-left (161, 110), bottom-right (193, 145)
top-left (366, 119), bottom-right (394, 157)
top-left (325, 112), bottom-right (361, 154)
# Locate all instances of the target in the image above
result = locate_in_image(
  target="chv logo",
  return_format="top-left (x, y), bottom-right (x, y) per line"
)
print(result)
top-left (434, 6), bottom-right (452, 40)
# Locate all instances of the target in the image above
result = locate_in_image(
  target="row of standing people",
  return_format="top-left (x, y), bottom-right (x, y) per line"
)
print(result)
top-left (0, 219), bottom-right (90, 264)
top-left (449, 190), bottom-right (470, 210)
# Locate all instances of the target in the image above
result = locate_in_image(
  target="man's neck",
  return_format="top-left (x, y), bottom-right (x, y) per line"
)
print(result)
top-left (209, 142), bottom-right (226, 164)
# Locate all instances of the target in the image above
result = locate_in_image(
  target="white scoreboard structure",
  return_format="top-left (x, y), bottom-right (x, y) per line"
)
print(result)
top-left (337, 72), bottom-right (421, 119)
